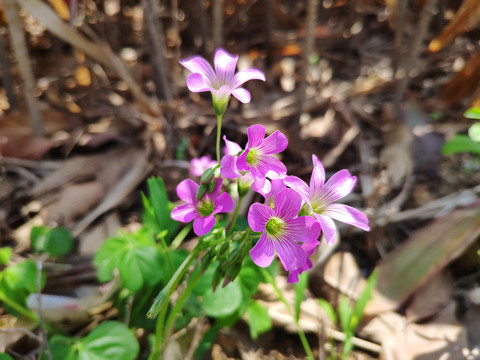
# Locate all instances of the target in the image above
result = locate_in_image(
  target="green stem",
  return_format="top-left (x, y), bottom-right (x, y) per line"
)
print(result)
top-left (227, 194), bottom-right (244, 236)
top-left (170, 223), bottom-right (192, 249)
top-left (148, 246), bottom-right (201, 359)
top-left (216, 113), bottom-right (223, 163)
top-left (260, 268), bottom-right (314, 360)
top-left (163, 267), bottom-right (202, 341)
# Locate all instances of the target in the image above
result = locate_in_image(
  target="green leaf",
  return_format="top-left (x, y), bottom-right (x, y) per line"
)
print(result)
top-left (0, 353), bottom-right (14, 360)
top-left (338, 296), bottom-right (353, 334)
top-left (442, 135), bottom-right (480, 155)
top-left (351, 270), bottom-right (378, 331)
top-left (94, 230), bottom-right (163, 292)
top-left (202, 280), bottom-right (242, 318)
top-left (0, 247), bottom-right (13, 265)
top-left (4, 260), bottom-right (39, 293)
top-left (293, 272), bottom-right (308, 322)
top-left (317, 298), bottom-right (337, 325)
top-left (31, 226), bottom-right (74, 257)
top-left (49, 335), bottom-right (77, 360)
top-left (245, 300), bottom-right (272, 339)
top-left (81, 321), bottom-right (139, 360)
top-left (464, 107), bottom-right (480, 120)
top-left (50, 322), bottom-right (139, 360)
top-left (145, 177), bottom-right (179, 242)
top-left (468, 123), bottom-right (480, 142)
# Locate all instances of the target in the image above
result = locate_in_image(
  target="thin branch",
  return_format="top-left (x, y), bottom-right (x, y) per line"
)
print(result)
top-left (3, 0), bottom-right (43, 136)
top-left (212, 0), bottom-right (224, 49)
top-left (142, 0), bottom-right (173, 103)
top-left (393, 0), bottom-right (439, 120)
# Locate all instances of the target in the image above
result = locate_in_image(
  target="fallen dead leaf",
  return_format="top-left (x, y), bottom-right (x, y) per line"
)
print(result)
top-left (366, 205), bottom-right (480, 315)
top-left (41, 181), bottom-right (105, 227)
top-left (405, 270), bottom-right (453, 322)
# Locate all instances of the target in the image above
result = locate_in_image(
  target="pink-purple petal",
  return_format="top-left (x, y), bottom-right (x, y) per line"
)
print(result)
top-left (213, 192), bottom-right (234, 214)
top-left (320, 170), bottom-right (357, 203)
top-left (274, 238), bottom-right (307, 271)
top-left (193, 215), bottom-right (216, 236)
top-left (220, 155), bottom-right (240, 178)
top-left (233, 68), bottom-right (266, 88)
top-left (186, 73), bottom-right (214, 93)
top-left (258, 130), bottom-right (288, 154)
top-left (176, 179), bottom-right (199, 203)
top-left (256, 155), bottom-right (287, 178)
top-left (284, 176), bottom-right (310, 203)
top-left (287, 217), bottom-right (321, 243)
top-left (323, 204), bottom-right (370, 231)
top-left (235, 151), bottom-right (249, 172)
top-left (223, 136), bottom-right (242, 156)
top-left (274, 189), bottom-right (302, 219)
top-left (212, 85), bottom-right (233, 105)
top-left (248, 203), bottom-right (273, 232)
top-left (315, 214), bottom-right (338, 245)
top-left (214, 48), bottom-right (238, 85)
top-left (180, 56), bottom-right (216, 86)
top-left (249, 234), bottom-right (275, 268)
top-left (232, 88), bottom-right (251, 103)
top-left (310, 156), bottom-right (326, 196)
top-left (246, 124), bottom-right (266, 149)
top-left (171, 203), bottom-right (197, 223)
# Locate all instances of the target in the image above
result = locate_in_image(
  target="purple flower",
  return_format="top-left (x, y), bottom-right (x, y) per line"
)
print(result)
top-left (248, 188), bottom-right (320, 271)
top-left (257, 178), bottom-right (286, 208)
top-left (284, 155), bottom-right (370, 245)
top-left (171, 178), bottom-right (233, 236)
top-left (287, 241), bottom-right (319, 283)
top-left (236, 125), bottom-right (288, 189)
top-left (179, 48), bottom-right (265, 115)
top-left (189, 155), bottom-right (217, 177)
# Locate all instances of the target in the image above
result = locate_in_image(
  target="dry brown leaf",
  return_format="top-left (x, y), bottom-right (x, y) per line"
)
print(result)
top-left (366, 205), bottom-right (480, 315)
top-left (0, 317), bottom-right (37, 352)
top-left (0, 135), bottom-right (53, 160)
top-left (41, 181), bottom-right (105, 227)
top-left (361, 302), bottom-right (467, 360)
top-left (405, 270), bottom-right (453, 322)
top-left (429, 0), bottom-right (480, 52)
top-left (441, 51), bottom-right (480, 105)
top-left (380, 123), bottom-right (413, 187)
top-left (322, 252), bottom-right (366, 300)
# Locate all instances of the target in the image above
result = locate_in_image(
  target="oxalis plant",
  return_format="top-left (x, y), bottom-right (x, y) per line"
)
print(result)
top-left (144, 48), bottom-right (371, 358)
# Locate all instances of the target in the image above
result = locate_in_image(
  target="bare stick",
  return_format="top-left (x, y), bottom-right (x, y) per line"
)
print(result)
top-left (0, 29), bottom-right (18, 110)
top-left (212, 0), bottom-right (224, 49)
top-left (298, 0), bottom-right (318, 115)
top-left (3, 0), bottom-right (43, 136)
top-left (393, 0), bottom-right (407, 73)
top-left (142, 0), bottom-right (173, 103)
top-left (393, 0), bottom-right (439, 120)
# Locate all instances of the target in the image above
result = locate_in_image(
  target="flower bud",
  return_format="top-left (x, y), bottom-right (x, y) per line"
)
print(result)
top-left (196, 184), bottom-right (208, 200)
top-left (200, 168), bottom-right (214, 184)
top-left (208, 180), bottom-right (216, 194)
top-left (223, 262), bottom-right (242, 287)
top-left (201, 252), bottom-right (215, 274)
top-left (211, 267), bottom-right (224, 292)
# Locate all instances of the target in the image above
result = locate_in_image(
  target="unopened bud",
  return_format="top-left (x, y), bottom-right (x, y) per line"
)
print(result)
top-left (211, 267), bottom-right (223, 292)
top-left (208, 180), bottom-right (216, 194)
top-left (196, 184), bottom-right (208, 200)
top-left (200, 168), bottom-right (214, 184)
top-left (201, 252), bottom-right (215, 274)
top-left (223, 262), bottom-right (242, 285)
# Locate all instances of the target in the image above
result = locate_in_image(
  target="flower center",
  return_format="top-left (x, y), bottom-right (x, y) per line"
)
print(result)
top-left (246, 149), bottom-right (259, 166)
top-left (311, 201), bottom-right (326, 214)
top-left (265, 217), bottom-right (285, 237)
top-left (197, 200), bottom-right (215, 217)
